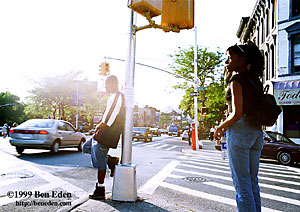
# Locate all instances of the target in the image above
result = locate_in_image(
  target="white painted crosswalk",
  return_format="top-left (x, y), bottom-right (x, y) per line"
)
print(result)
top-left (139, 148), bottom-right (300, 212)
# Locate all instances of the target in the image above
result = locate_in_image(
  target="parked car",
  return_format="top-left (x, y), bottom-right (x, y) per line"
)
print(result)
top-left (0, 126), bottom-right (2, 136)
top-left (9, 119), bottom-right (86, 154)
top-left (168, 125), bottom-right (180, 136)
top-left (133, 127), bottom-right (153, 142)
top-left (261, 131), bottom-right (300, 165)
top-left (159, 129), bottom-right (168, 135)
top-left (181, 130), bottom-right (189, 141)
top-left (150, 128), bottom-right (161, 136)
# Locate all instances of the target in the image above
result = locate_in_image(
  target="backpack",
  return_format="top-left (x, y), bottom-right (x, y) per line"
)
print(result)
top-left (248, 79), bottom-right (281, 126)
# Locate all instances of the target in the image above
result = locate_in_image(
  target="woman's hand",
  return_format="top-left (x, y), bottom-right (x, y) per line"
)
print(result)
top-left (214, 127), bottom-right (226, 140)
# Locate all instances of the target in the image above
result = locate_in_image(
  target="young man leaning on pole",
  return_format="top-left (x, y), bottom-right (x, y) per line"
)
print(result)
top-left (82, 75), bottom-right (125, 200)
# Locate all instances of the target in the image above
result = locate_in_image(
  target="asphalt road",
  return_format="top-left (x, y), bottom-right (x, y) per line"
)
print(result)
top-left (1, 135), bottom-right (300, 212)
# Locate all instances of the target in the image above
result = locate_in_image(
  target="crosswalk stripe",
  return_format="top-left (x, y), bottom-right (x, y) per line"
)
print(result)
top-left (186, 157), bottom-right (299, 175)
top-left (155, 144), bottom-right (169, 149)
top-left (160, 182), bottom-right (281, 212)
top-left (183, 160), bottom-right (300, 180)
top-left (138, 160), bottom-right (179, 195)
top-left (204, 181), bottom-right (300, 207)
top-left (146, 143), bottom-right (161, 147)
top-left (174, 168), bottom-right (300, 194)
top-left (165, 146), bottom-right (178, 151)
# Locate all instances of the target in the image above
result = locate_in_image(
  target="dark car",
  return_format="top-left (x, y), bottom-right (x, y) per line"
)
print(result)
top-left (133, 127), bottom-right (153, 142)
top-left (168, 125), bottom-right (180, 136)
top-left (9, 119), bottom-right (86, 154)
top-left (261, 131), bottom-right (300, 165)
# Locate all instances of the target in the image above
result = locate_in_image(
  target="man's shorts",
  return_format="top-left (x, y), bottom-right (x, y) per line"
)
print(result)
top-left (82, 137), bottom-right (109, 170)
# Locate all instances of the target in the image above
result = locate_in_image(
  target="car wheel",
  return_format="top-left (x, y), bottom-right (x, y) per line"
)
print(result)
top-left (16, 147), bottom-right (24, 154)
top-left (78, 139), bottom-right (85, 152)
top-left (277, 151), bottom-right (293, 165)
top-left (51, 140), bottom-right (60, 153)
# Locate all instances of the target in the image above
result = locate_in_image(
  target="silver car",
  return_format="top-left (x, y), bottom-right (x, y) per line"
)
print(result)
top-left (9, 119), bottom-right (86, 154)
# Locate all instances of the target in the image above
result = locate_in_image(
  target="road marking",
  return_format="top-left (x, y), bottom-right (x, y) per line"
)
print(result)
top-left (204, 181), bottom-right (300, 207)
top-left (160, 182), bottom-right (281, 212)
top-left (138, 160), bottom-right (179, 195)
top-left (183, 160), bottom-right (300, 180)
top-left (165, 146), bottom-right (178, 151)
top-left (174, 168), bottom-right (300, 194)
top-left (145, 143), bottom-right (161, 147)
top-left (155, 144), bottom-right (169, 149)
top-left (186, 157), bottom-right (298, 175)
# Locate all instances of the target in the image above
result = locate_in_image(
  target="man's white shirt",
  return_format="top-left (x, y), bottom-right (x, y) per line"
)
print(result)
top-left (101, 93), bottom-right (122, 127)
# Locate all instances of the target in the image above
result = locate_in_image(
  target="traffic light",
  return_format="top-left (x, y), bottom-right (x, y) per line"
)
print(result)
top-left (161, 0), bottom-right (194, 32)
top-left (99, 62), bottom-right (110, 76)
top-left (13, 105), bottom-right (17, 111)
top-left (201, 107), bottom-right (208, 115)
top-left (128, 0), bottom-right (162, 18)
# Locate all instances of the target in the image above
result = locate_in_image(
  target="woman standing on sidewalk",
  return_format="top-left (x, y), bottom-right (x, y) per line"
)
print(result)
top-left (214, 42), bottom-right (264, 212)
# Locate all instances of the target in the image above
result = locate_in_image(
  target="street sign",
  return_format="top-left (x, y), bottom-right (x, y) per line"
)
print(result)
top-left (190, 92), bottom-right (199, 97)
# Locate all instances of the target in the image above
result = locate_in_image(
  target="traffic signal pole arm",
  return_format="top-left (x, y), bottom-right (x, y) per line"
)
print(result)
top-left (134, 12), bottom-right (180, 33)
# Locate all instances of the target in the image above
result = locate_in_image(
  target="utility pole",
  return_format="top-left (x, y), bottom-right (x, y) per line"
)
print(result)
top-left (112, 9), bottom-right (137, 202)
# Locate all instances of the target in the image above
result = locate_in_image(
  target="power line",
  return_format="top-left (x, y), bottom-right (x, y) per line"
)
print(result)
top-left (104, 56), bottom-right (194, 83)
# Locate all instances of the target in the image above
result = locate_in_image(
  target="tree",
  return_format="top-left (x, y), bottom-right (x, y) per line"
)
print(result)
top-left (25, 71), bottom-right (106, 129)
top-left (168, 45), bottom-right (225, 127)
top-left (0, 92), bottom-right (27, 126)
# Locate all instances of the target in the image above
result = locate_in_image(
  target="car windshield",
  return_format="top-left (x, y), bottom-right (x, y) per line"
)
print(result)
top-left (266, 131), bottom-right (293, 144)
top-left (18, 119), bottom-right (54, 128)
top-left (169, 126), bottom-right (178, 130)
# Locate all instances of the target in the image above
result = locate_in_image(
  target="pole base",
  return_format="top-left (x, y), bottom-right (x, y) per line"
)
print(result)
top-left (112, 164), bottom-right (137, 202)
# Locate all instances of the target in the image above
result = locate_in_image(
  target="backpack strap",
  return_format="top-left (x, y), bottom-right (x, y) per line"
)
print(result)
top-left (103, 92), bottom-right (121, 125)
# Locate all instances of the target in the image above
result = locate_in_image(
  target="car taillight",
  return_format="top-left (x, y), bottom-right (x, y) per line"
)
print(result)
top-left (9, 130), bottom-right (14, 134)
top-left (39, 131), bottom-right (48, 135)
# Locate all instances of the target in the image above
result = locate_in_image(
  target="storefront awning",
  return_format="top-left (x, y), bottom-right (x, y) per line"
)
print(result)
top-left (274, 80), bottom-right (300, 105)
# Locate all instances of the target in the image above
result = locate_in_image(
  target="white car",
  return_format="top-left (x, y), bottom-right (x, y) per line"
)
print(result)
top-left (182, 130), bottom-right (189, 140)
top-left (9, 119), bottom-right (86, 154)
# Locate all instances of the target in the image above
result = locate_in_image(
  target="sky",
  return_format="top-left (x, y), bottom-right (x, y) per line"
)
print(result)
top-left (0, 0), bottom-right (257, 112)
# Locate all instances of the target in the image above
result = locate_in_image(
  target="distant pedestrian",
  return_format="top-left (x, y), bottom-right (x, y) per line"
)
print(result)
top-left (2, 123), bottom-right (9, 138)
top-left (209, 126), bottom-right (216, 141)
top-left (82, 75), bottom-right (125, 200)
top-left (214, 42), bottom-right (264, 212)
top-left (188, 124), bottom-right (191, 145)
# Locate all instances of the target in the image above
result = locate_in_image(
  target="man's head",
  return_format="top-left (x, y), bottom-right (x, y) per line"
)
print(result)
top-left (105, 75), bottom-right (119, 94)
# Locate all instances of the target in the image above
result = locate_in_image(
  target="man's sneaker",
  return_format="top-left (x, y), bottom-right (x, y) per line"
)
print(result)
top-left (88, 185), bottom-right (105, 200)
top-left (107, 156), bottom-right (119, 177)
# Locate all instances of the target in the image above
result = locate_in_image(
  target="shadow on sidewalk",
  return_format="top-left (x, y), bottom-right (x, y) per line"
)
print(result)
top-left (72, 197), bottom-right (171, 212)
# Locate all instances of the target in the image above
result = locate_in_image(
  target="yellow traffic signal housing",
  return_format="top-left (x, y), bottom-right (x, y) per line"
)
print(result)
top-left (201, 107), bottom-right (208, 115)
top-left (99, 62), bottom-right (110, 76)
top-left (128, 0), bottom-right (162, 18)
top-left (13, 105), bottom-right (17, 111)
top-left (161, 0), bottom-right (194, 31)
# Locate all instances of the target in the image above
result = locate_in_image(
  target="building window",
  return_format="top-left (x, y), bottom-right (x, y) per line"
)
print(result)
top-left (292, 34), bottom-right (300, 73)
top-left (292, 0), bottom-right (300, 18)
top-left (265, 52), bottom-right (269, 80)
top-left (261, 18), bottom-right (265, 43)
top-left (270, 45), bottom-right (275, 78)
top-left (266, 9), bottom-right (270, 36)
top-left (271, 0), bottom-right (276, 29)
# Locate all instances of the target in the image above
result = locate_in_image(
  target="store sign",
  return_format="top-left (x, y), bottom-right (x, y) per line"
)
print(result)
top-left (274, 80), bottom-right (300, 105)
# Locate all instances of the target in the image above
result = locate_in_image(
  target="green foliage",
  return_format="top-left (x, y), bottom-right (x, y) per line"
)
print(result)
top-left (169, 45), bottom-right (226, 127)
top-left (24, 71), bottom-right (106, 128)
top-left (0, 92), bottom-right (27, 125)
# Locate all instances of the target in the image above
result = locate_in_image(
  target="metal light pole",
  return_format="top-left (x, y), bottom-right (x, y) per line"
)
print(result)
top-left (194, 27), bottom-right (203, 149)
top-left (112, 9), bottom-right (137, 202)
top-left (193, 27), bottom-right (199, 148)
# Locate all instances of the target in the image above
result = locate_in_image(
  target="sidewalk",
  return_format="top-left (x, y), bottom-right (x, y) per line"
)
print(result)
top-left (69, 139), bottom-right (216, 212)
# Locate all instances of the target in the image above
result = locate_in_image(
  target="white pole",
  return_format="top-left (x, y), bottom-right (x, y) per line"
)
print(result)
top-left (112, 9), bottom-right (137, 202)
top-left (194, 26), bottom-right (199, 148)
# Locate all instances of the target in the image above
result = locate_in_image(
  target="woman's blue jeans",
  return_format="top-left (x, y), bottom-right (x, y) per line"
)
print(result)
top-left (227, 116), bottom-right (263, 212)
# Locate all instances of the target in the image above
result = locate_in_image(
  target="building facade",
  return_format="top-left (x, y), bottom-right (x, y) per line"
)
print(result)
top-left (237, 0), bottom-right (300, 143)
